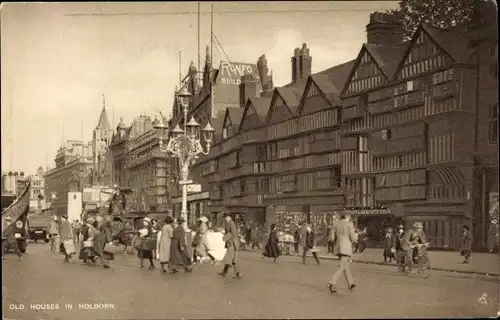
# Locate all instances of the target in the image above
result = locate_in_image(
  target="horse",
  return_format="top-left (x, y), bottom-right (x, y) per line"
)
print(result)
top-left (112, 229), bottom-right (134, 255)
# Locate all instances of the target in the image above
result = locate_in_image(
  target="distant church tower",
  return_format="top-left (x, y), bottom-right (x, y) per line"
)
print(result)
top-left (92, 94), bottom-right (113, 185)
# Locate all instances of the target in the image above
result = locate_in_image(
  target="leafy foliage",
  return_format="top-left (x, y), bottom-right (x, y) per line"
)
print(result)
top-left (390, 0), bottom-right (477, 41)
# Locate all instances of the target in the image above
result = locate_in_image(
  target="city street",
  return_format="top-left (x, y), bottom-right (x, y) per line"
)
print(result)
top-left (2, 242), bottom-right (499, 320)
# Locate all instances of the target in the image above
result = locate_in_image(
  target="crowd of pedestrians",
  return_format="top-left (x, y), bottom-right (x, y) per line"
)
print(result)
top-left (41, 212), bottom-right (244, 280)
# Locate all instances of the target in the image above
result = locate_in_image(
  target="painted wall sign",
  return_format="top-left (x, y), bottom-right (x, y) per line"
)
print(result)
top-left (218, 61), bottom-right (258, 85)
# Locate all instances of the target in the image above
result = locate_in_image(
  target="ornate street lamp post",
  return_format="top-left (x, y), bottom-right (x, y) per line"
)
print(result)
top-left (153, 87), bottom-right (215, 229)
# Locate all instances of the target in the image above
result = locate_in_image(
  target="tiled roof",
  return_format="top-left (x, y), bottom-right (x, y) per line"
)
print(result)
top-left (249, 97), bottom-right (272, 118)
top-left (310, 59), bottom-right (356, 104)
top-left (227, 107), bottom-right (245, 131)
top-left (422, 24), bottom-right (473, 64)
top-left (276, 86), bottom-right (303, 115)
top-left (364, 44), bottom-right (406, 78)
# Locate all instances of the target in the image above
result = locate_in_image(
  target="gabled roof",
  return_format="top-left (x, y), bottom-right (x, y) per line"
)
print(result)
top-left (341, 44), bottom-right (399, 95)
top-left (393, 23), bottom-right (476, 79)
top-left (421, 24), bottom-right (473, 64)
top-left (226, 107), bottom-right (245, 130)
top-left (304, 59), bottom-right (356, 108)
top-left (266, 89), bottom-right (295, 124)
top-left (251, 97), bottom-right (272, 119)
top-left (239, 97), bottom-right (272, 131)
top-left (364, 43), bottom-right (406, 78)
top-left (276, 86), bottom-right (302, 115)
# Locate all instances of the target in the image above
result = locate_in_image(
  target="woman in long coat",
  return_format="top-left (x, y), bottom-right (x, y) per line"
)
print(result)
top-left (95, 215), bottom-right (114, 269)
top-left (263, 224), bottom-right (280, 262)
top-left (169, 217), bottom-right (192, 274)
top-left (158, 216), bottom-right (174, 273)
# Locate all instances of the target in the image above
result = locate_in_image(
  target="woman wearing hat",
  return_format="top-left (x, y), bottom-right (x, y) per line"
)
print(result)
top-left (158, 216), bottom-right (174, 273)
top-left (169, 217), bottom-right (193, 273)
top-left (138, 217), bottom-right (156, 269)
top-left (263, 224), bottom-right (280, 262)
top-left (193, 216), bottom-right (216, 264)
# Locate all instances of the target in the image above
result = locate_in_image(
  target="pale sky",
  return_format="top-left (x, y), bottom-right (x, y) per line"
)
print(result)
top-left (1, 1), bottom-right (399, 174)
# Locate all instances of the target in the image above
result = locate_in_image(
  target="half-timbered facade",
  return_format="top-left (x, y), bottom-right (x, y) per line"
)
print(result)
top-left (340, 17), bottom-right (497, 249)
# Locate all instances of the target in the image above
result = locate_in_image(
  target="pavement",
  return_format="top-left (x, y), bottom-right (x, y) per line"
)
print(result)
top-left (244, 245), bottom-right (500, 276)
top-left (2, 241), bottom-right (500, 320)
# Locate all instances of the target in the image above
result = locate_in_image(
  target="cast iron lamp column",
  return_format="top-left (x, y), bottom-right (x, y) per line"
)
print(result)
top-left (153, 87), bottom-right (215, 229)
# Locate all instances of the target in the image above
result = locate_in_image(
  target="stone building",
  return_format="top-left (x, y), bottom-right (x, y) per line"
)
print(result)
top-left (108, 115), bottom-right (171, 217)
top-left (44, 140), bottom-right (93, 216)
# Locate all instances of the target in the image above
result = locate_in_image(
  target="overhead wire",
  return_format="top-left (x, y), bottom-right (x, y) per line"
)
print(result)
top-left (65, 8), bottom-right (384, 17)
top-left (212, 33), bottom-right (231, 63)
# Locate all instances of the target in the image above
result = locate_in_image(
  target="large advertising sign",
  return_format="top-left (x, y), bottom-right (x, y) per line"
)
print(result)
top-left (217, 61), bottom-right (261, 88)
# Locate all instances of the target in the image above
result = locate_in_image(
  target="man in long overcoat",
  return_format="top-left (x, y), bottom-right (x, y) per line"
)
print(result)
top-left (218, 213), bottom-right (241, 279)
top-left (460, 225), bottom-right (473, 264)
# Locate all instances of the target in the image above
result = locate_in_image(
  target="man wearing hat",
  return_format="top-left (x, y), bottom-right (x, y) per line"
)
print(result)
top-left (218, 213), bottom-right (242, 279)
top-left (383, 227), bottom-right (396, 263)
top-left (395, 224), bottom-right (411, 273)
top-left (59, 215), bottom-right (74, 263)
top-left (409, 222), bottom-right (429, 274)
top-left (109, 184), bottom-right (126, 215)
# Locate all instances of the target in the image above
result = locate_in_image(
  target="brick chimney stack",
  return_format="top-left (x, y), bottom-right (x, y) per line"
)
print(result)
top-left (257, 55), bottom-right (274, 93)
top-left (366, 12), bottom-right (404, 46)
top-left (239, 73), bottom-right (257, 108)
top-left (291, 43), bottom-right (312, 83)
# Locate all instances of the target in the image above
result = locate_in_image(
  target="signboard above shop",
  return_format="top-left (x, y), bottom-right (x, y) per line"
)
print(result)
top-left (342, 207), bottom-right (392, 216)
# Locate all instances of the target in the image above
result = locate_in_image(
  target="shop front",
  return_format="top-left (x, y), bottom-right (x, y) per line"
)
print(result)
top-left (402, 203), bottom-right (472, 250)
top-left (342, 207), bottom-right (401, 247)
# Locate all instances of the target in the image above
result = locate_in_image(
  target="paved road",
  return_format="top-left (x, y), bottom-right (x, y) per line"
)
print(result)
top-left (2, 242), bottom-right (499, 320)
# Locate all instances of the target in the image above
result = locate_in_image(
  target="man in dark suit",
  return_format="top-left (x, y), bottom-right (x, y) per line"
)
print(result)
top-left (395, 225), bottom-right (411, 273)
top-left (218, 213), bottom-right (242, 279)
top-left (302, 225), bottom-right (320, 265)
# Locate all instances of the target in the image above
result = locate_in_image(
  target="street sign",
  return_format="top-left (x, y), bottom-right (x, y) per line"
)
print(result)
top-left (187, 184), bottom-right (202, 193)
top-left (179, 180), bottom-right (193, 185)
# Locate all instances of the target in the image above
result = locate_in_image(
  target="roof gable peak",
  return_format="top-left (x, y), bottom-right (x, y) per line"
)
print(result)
top-left (266, 89), bottom-right (293, 124)
top-left (341, 45), bottom-right (386, 96)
